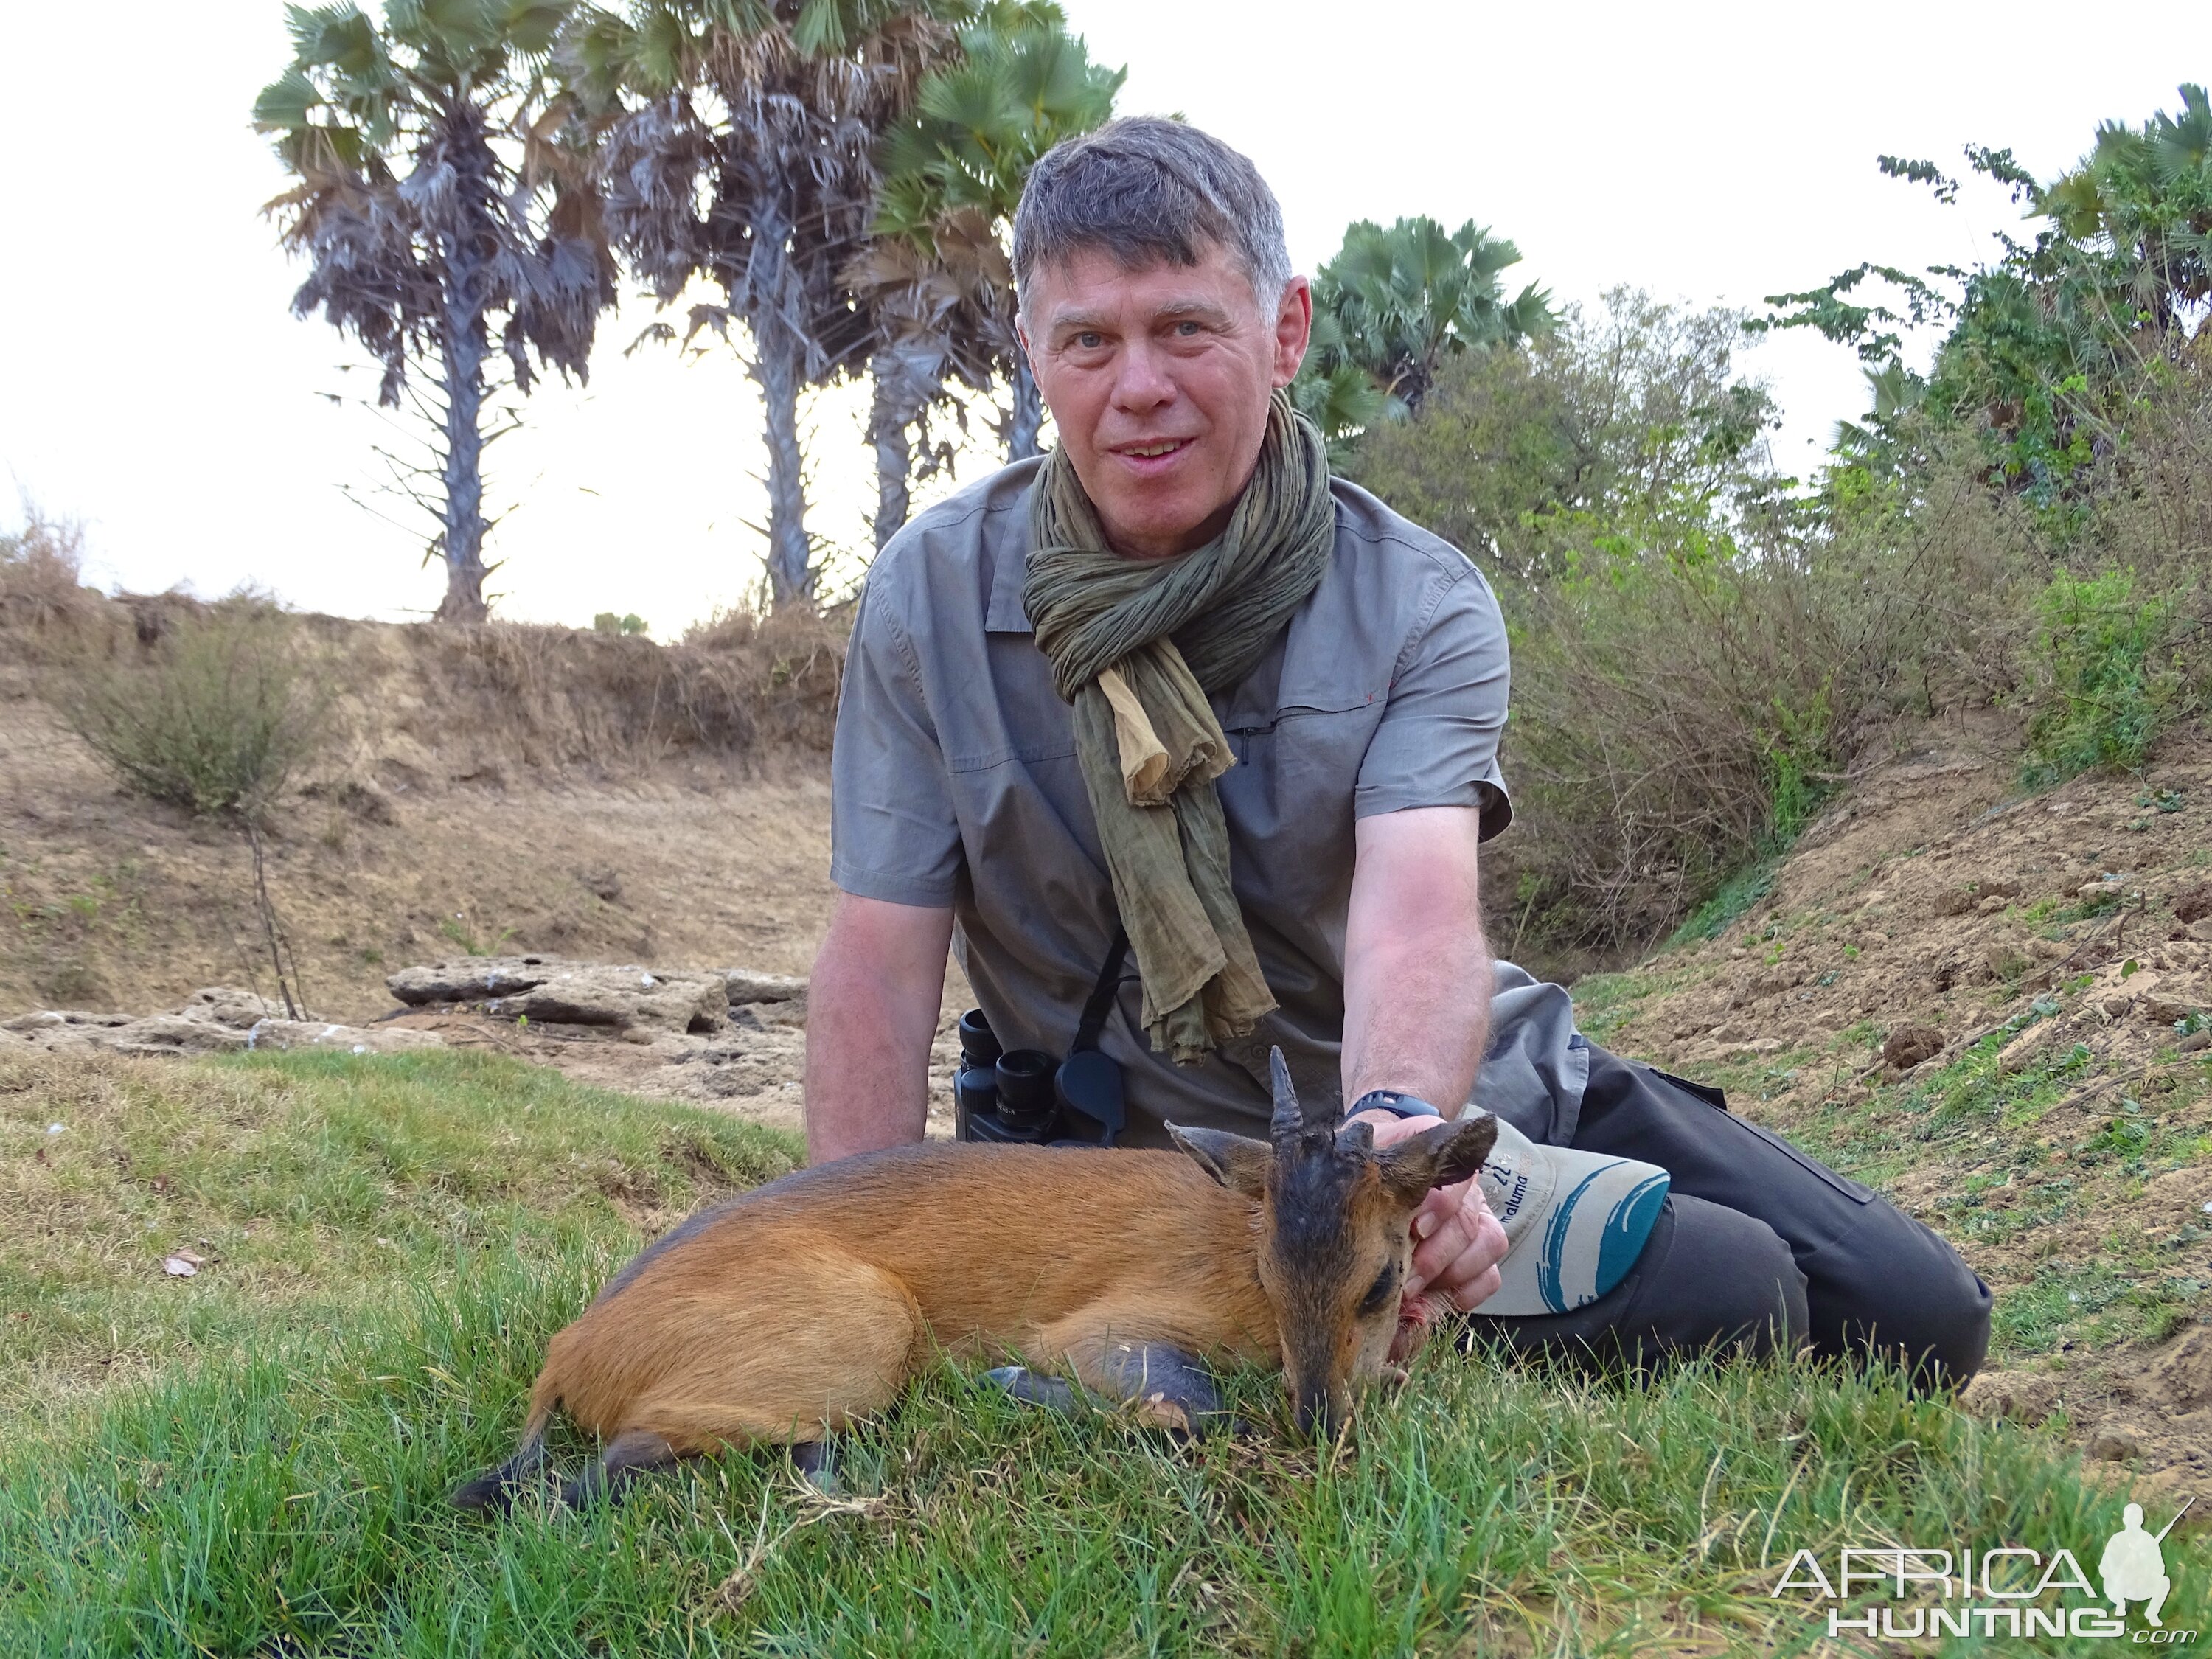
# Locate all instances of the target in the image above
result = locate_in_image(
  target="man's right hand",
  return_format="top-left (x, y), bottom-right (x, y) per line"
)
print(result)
top-left (802, 893), bottom-right (954, 1164)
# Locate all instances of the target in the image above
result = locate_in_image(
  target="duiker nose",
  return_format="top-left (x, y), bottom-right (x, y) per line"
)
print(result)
top-left (1293, 1385), bottom-right (1338, 1439)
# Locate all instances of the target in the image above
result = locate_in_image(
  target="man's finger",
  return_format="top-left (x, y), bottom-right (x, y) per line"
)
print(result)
top-left (1408, 1217), bottom-right (1470, 1294)
top-left (1434, 1204), bottom-right (1511, 1311)
top-left (1408, 1186), bottom-right (1506, 1302)
top-left (1442, 1264), bottom-right (1503, 1313)
top-left (1406, 1181), bottom-right (1475, 1291)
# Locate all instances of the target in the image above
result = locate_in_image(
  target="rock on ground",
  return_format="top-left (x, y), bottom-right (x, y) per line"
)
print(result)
top-left (1, 990), bottom-right (439, 1057)
top-left (386, 956), bottom-right (728, 1034)
top-left (725, 970), bottom-right (807, 1026)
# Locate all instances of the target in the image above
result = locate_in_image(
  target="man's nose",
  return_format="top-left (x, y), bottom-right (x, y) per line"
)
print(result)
top-left (1109, 338), bottom-right (1177, 414)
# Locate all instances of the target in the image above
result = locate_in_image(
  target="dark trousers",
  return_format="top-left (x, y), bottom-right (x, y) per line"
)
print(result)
top-left (1465, 1047), bottom-right (1992, 1383)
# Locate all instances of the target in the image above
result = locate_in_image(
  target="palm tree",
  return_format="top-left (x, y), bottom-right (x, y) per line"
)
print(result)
top-left (844, 205), bottom-right (1006, 549)
top-left (257, 0), bottom-right (616, 622)
top-left (2041, 83), bottom-right (2212, 348)
top-left (1297, 215), bottom-right (1553, 449)
top-left (584, 0), bottom-right (961, 606)
top-left (872, 2), bottom-right (1121, 468)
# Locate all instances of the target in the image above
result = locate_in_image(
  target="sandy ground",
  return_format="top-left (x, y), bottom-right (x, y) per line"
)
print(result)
top-left (1, 692), bottom-right (970, 1139)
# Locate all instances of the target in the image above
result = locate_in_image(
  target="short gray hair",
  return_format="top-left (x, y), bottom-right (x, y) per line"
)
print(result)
top-left (1012, 117), bottom-right (1293, 322)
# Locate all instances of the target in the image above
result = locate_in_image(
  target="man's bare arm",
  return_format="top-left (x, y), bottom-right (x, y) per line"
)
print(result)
top-left (1341, 805), bottom-right (1504, 1310)
top-left (804, 892), bottom-right (955, 1165)
top-left (1341, 806), bottom-right (1493, 1107)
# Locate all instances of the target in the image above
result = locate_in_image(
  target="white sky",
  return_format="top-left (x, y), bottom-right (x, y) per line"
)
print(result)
top-left (0, 2), bottom-right (2196, 634)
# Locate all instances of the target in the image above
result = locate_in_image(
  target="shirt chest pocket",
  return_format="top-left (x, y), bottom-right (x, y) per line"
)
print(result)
top-left (1220, 660), bottom-right (1388, 779)
top-left (1217, 685), bottom-right (1387, 915)
top-left (1224, 698), bottom-right (1386, 810)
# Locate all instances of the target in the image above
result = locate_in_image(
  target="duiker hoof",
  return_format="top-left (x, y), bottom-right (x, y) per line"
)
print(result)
top-left (1096, 1343), bottom-right (1226, 1439)
top-left (981, 1365), bottom-right (1082, 1414)
top-left (789, 1441), bottom-right (841, 1495)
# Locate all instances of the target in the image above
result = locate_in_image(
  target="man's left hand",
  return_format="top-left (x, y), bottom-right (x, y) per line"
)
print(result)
top-left (1351, 1109), bottom-right (1509, 1311)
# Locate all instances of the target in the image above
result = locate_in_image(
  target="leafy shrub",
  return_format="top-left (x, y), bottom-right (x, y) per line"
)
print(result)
top-left (2021, 568), bottom-right (2185, 785)
top-left (1494, 533), bottom-right (1862, 953)
top-left (61, 602), bottom-right (330, 821)
top-left (593, 611), bottom-right (649, 636)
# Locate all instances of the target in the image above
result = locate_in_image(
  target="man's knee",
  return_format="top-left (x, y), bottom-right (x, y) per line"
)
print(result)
top-left (1466, 1194), bottom-right (1807, 1370)
top-left (1802, 1206), bottom-right (1993, 1384)
top-left (1634, 1194), bottom-right (1809, 1360)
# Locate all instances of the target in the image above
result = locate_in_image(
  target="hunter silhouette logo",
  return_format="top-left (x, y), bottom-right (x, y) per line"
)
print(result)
top-left (2101, 1498), bottom-right (2191, 1628)
top-left (1770, 1495), bottom-right (2198, 1641)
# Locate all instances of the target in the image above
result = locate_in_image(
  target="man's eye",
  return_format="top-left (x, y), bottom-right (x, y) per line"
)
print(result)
top-left (1175, 321), bottom-right (1201, 336)
top-left (1357, 1264), bottom-right (1397, 1315)
top-left (1075, 331), bottom-right (1103, 349)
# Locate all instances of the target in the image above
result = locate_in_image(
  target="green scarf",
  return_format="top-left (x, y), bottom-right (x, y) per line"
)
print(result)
top-left (1024, 391), bottom-right (1336, 1064)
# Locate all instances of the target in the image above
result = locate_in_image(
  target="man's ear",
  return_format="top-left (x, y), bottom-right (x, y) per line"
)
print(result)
top-left (1375, 1113), bottom-right (1498, 1208)
top-left (1167, 1124), bottom-right (1271, 1200)
top-left (1271, 274), bottom-right (1313, 387)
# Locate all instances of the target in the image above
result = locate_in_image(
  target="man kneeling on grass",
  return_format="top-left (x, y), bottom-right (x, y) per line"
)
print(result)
top-left (803, 117), bottom-right (1990, 1382)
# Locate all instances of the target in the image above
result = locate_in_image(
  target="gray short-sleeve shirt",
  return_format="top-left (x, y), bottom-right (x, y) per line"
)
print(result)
top-left (831, 458), bottom-right (1585, 1147)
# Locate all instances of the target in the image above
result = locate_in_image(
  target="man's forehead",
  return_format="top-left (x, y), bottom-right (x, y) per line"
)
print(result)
top-left (1032, 244), bottom-right (1251, 326)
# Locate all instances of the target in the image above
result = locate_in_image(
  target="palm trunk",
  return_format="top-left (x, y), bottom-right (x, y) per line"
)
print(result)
top-left (755, 318), bottom-right (810, 605)
top-left (434, 108), bottom-right (494, 625)
top-left (748, 199), bottom-right (813, 608)
top-left (869, 358), bottom-right (912, 554)
top-left (1009, 351), bottom-right (1045, 460)
top-left (435, 299), bottom-right (492, 622)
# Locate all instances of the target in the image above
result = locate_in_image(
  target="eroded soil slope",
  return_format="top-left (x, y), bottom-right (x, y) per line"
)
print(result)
top-left (1577, 713), bottom-right (2211, 1505)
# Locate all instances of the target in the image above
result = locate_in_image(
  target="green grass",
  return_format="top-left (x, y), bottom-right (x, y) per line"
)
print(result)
top-left (0, 1050), bottom-right (2197, 1655)
top-left (0, 1046), bottom-right (795, 1427)
top-left (1663, 860), bottom-right (1778, 948)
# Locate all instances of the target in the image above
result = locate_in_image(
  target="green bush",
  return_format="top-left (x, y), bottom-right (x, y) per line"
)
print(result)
top-left (60, 603), bottom-right (329, 821)
top-left (2022, 568), bottom-right (2185, 785)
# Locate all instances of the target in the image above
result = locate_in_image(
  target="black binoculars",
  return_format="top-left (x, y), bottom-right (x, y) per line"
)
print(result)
top-left (953, 1007), bottom-right (1125, 1147)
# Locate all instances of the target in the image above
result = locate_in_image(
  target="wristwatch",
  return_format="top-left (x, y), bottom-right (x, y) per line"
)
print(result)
top-left (1347, 1088), bottom-right (1443, 1122)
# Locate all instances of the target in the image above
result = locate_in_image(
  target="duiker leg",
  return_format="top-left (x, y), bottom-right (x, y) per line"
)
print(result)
top-left (450, 1424), bottom-right (551, 1514)
top-left (566, 1256), bottom-right (923, 1505)
top-left (996, 1306), bottom-right (1227, 1435)
top-left (559, 1428), bottom-right (680, 1509)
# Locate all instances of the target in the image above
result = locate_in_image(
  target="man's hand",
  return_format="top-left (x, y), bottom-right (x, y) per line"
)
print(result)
top-left (1351, 1108), bottom-right (1509, 1311)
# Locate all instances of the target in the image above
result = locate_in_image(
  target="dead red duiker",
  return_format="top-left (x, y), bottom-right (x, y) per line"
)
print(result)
top-left (454, 1048), bottom-right (1494, 1510)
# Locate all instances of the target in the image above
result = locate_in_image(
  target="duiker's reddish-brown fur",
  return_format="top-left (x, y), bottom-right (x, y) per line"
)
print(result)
top-left (539, 1144), bottom-right (1276, 1447)
top-left (456, 1052), bottom-right (1495, 1511)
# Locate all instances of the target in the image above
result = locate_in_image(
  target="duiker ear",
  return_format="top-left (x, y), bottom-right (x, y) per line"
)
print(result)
top-left (1167, 1124), bottom-right (1271, 1200)
top-left (1375, 1113), bottom-right (1498, 1207)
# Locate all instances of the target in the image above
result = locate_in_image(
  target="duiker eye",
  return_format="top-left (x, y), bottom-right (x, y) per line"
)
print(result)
top-left (1357, 1264), bottom-right (1397, 1315)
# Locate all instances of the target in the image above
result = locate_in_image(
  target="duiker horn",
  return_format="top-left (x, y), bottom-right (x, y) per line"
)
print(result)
top-left (1268, 1046), bottom-right (1307, 1148)
top-left (1268, 1046), bottom-right (1343, 1154)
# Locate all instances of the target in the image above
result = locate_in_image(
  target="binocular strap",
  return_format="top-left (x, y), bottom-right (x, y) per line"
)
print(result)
top-left (1072, 924), bottom-right (1130, 1055)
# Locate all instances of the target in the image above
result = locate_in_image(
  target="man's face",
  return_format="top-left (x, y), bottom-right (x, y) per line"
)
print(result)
top-left (1020, 243), bottom-right (1312, 560)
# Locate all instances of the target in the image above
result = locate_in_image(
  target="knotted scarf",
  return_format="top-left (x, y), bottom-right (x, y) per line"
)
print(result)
top-left (1024, 391), bottom-right (1336, 1064)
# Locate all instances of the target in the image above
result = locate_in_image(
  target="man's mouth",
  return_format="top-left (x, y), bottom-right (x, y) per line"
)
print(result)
top-left (1112, 437), bottom-right (1194, 460)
